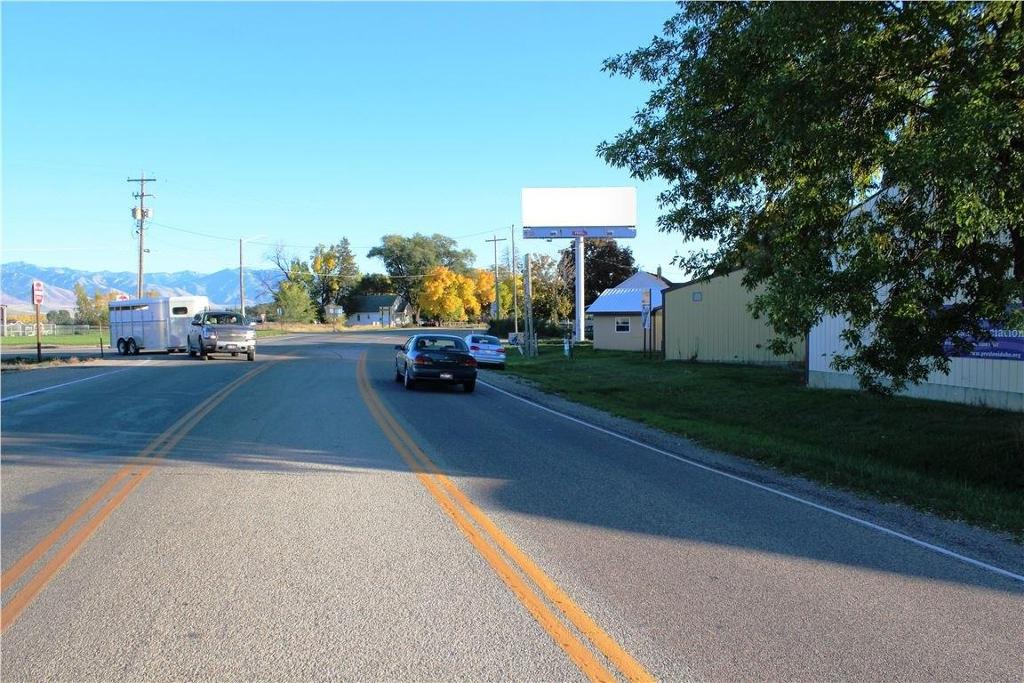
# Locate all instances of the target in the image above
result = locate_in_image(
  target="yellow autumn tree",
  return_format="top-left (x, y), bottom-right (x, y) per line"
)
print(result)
top-left (420, 266), bottom-right (480, 323)
top-left (472, 269), bottom-right (496, 315)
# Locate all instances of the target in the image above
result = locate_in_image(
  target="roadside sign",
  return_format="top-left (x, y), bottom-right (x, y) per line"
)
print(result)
top-left (32, 281), bottom-right (43, 306)
top-left (641, 304), bottom-right (651, 330)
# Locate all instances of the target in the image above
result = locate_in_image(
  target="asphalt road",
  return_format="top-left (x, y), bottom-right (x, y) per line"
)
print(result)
top-left (2, 332), bottom-right (1022, 681)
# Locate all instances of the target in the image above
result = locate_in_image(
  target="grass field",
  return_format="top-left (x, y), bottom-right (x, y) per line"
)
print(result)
top-left (504, 345), bottom-right (1024, 537)
top-left (1, 334), bottom-right (107, 348)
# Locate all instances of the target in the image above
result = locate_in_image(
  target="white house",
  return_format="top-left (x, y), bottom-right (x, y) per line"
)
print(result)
top-left (345, 295), bottom-right (410, 327)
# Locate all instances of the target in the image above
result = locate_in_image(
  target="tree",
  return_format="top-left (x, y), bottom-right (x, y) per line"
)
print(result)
top-left (340, 273), bottom-right (394, 315)
top-left (309, 239), bottom-right (360, 322)
top-left (528, 254), bottom-right (573, 323)
top-left (73, 283), bottom-right (102, 326)
top-left (274, 280), bottom-right (315, 322)
top-left (471, 269), bottom-right (496, 317)
top-left (46, 310), bottom-right (73, 325)
top-left (600, 2), bottom-right (1023, 392)
top-left (419, 266), bottom-right (480, 323)
top-left (557, 239), bottom-right (638, 307)
top-left (368, 234), bottom-right (475, 323)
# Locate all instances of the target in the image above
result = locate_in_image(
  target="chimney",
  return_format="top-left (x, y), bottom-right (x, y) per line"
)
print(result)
top-left (656, 266), bottom-right (663, 279)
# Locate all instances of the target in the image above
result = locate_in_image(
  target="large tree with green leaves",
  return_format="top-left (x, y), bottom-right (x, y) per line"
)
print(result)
top-left (368, 234), bottom-right (474, 322)
top-left (600, 1), bottom-right (1023, 392)
top-left (557, 239), bottom-right (638, 307)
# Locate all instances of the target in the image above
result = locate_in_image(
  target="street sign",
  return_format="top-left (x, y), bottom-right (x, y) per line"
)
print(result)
top-left (32, 281), bottom-right (43, 306)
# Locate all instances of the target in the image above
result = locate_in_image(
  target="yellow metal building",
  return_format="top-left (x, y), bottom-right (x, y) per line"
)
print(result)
top-left (662, 269), bottom-right (805, 365)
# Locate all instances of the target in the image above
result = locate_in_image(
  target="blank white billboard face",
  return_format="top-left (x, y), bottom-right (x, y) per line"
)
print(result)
top-left (521, 187), bottom-right (636, 229)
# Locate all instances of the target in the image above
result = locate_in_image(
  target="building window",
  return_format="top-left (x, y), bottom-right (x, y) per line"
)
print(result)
top-left (615, 317), bottom-right (630, 333)
top-left (692, 291), bottom-right (703, 303)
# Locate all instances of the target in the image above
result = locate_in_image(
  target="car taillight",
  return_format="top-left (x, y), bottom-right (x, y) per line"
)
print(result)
top-left (460, 356), bottom-right (477, 367)
top-left (470, 345), bottom-right (480, 351)
top-left (414, 356), bottom-right (433, 366)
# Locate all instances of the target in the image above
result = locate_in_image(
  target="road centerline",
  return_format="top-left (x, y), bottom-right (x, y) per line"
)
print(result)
top-left (1, 363), bottom-right (272, 632)
top-left (356, 353), bottom-right (653, 682)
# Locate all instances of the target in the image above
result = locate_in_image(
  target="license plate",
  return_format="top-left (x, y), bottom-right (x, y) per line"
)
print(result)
top-left (226, 344), bottom-right (237, 349)
top-left (440, 372), bottom-right (453, 380)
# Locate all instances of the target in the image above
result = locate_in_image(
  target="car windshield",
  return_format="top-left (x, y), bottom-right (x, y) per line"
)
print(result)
top-left (416, 337), bottom-right (466, 351)
top-left (207, 313), bottom-right (244, 325)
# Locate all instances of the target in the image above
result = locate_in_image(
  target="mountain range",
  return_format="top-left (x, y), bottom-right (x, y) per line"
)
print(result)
top-left (1, 262), bottom-right (284, 312)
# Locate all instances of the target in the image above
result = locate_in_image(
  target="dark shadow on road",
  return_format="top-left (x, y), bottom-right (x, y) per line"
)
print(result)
top-left (3, 334), bottom-right (1021, 596)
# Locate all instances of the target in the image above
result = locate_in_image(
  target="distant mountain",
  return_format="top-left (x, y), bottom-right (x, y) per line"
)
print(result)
top-left (0, 262), bottom-right (284, 312)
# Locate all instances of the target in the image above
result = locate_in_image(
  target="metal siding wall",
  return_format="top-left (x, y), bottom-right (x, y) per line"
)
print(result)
top-left (663, 271), bottom-right (803, 364)
top-left (809, 314), bottom-right (1023, 410)
top-left (593, 315), bottom-right (648, 351)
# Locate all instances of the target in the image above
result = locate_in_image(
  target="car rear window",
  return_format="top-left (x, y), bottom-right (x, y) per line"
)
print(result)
top-left (419, 337), bottom-right (466, 351)
top-left (472, 336), bottom-right (500, 345)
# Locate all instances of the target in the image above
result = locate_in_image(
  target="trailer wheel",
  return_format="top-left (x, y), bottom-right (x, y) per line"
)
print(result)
top-left (247, 349), bottom-right (255, 362)
top-left (116, 339), bottom-right (127, 355)
top-left (127, 338), bottom-right (139, 355)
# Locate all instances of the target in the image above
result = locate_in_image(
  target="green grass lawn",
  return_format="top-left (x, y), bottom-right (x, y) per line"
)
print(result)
top-left (1, 334), bottom-right (107, 348)
top-left (504, 345), bottom-right (1024, 537)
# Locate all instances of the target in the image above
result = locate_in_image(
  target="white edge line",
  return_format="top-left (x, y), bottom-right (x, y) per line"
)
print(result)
top-left (479, 379), bottom-right (1024, 584)
top-left (1, 363), bottom-right (149, 403)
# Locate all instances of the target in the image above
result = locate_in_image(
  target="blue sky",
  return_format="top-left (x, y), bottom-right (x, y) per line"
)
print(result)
top-left (3, 2), bottom-right (692, 282)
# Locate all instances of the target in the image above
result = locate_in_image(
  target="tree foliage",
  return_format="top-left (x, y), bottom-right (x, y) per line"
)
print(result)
top-left (419, 266), bottom-right (480, 322)
top-left (368, 234), bottom-right (474, 322)
top-left (472, 269), bottom-right (496, 315)
top-left (600, 1), bottom-right (1024, 392)
top-left (309, 238), bottom-right (360, 322)
top-left (274, 280), bottom-right (316, 322)
top-left (73, 283), bottom-right (119, 327)
top-left (528, 254), bottom-right (573, 323)
top-left (46, 309), bottom-right (73, 325)
top-left (557, 239), bottom-right (638, 307)
top-left (270, 239), bottom-right (360, 322)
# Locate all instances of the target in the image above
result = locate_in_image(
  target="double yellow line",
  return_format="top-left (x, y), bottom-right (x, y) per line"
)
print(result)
top-left (356, 354), bottom-right (653, 683)
top-left (1, 363), bottom-right (271, 632)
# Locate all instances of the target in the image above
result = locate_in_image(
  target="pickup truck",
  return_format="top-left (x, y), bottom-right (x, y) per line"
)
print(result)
top-left (187, 310), bottom-right (257, 361)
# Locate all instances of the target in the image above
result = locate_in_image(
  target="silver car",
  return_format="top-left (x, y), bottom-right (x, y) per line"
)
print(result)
top-left (187, 310), bottom-right (257, 361)
top-left (463, 334), bottom-right (506, 369)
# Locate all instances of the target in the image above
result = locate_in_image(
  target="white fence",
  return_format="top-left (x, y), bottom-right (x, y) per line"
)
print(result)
top-left (2, 323), bottom-right (99, 337)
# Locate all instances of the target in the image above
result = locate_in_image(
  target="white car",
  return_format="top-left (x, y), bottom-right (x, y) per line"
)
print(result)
top-left (463, 333), bottom-right (506, 369)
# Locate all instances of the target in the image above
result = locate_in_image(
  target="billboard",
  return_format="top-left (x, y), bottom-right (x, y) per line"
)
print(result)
top-left (521, 187), bottom-right (636, 238)
top-left (943, 307), bottom-right (1024, 361)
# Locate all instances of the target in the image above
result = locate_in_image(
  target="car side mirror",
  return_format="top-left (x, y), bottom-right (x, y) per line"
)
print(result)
top-left (191, 320), bottom-right (201, 326)
top-left (394, 344), bottom-right (404, 351)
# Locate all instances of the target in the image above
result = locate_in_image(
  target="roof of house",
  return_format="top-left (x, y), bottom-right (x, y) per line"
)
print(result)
top-left (349, 294), bottom-right (404, 314)
top-left (586, 271), bottom-right (673, 315)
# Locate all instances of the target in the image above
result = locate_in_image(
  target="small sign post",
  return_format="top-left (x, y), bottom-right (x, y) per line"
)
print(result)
top-left (32, 280), bottom-right (44, 362)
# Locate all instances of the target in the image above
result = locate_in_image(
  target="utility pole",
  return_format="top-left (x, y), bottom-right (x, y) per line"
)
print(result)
top-left (510, 224), bottom-right (518, 334)
top-left (523, 252), bottom-right (536, 357)
top-left (128, 173), bottom-right (155, 299)
top-left (239, 239), bottom-right (246, 316)
top-left (485, 235), bottom-right (507, 320)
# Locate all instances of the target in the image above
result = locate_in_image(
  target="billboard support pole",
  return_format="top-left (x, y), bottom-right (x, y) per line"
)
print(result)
top-left (575, 236), bottom-right (585, 343)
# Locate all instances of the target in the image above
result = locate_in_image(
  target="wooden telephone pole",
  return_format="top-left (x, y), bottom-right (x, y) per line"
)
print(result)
top-left (128, 174), bottom-right (156, 298)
